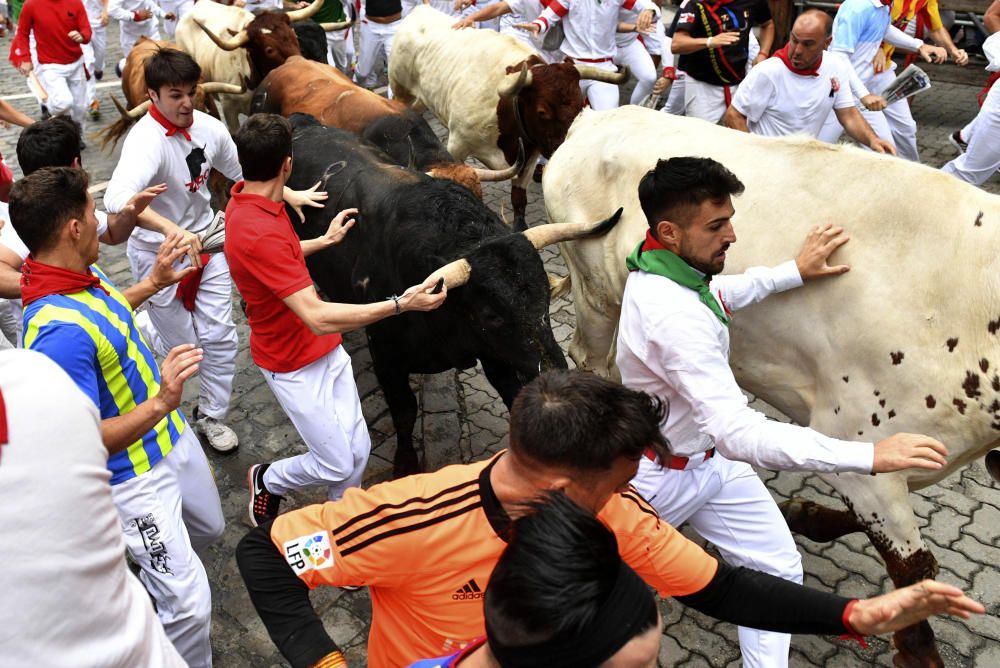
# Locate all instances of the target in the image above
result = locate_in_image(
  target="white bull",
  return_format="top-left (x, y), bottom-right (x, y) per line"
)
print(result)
top-left (175, 0), bottom-right (255, 130)
top-left (546, 105), bottom-right (1000, 667)
top-left (389, 5), bottom-right (627, 230)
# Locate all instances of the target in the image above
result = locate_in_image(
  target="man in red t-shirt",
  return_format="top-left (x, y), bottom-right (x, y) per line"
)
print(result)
top-left (225, 113), bottom-right (447, 526)
top-left (10, 0), bottom-right (92, 124)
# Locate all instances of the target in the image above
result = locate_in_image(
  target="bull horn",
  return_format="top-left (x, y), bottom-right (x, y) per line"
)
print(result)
top-left (574, 64), bottom-right (629, 84)
top-left (195, 18), bottom-right (249, 50)
top-left (319, 19), bottom-right (353, 31)
top-left (473, 140), bottom-right (525, 182)
top-left (427, 258), bottom-right (472, 289)
top-left (522, 207), bottom-right (624, 250)
top-left (200, 82), bottom-right (247, 95)
top-left (286, 0), bottom-right (324, 22)
top-left (114, 94), bottom-right (152, 120)
top-left (497, 62), bottom-right (532, 99)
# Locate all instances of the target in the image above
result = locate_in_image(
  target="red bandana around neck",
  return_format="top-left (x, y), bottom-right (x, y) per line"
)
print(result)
top-left (20, 256), bottom-right (110, 307)
top-left (772, 44), bottom-right (822, 76)
top-left (149, 103), bottom-right (192, 141)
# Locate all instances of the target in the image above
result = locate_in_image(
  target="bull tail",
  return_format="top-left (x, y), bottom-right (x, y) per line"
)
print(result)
top-left (581, 207), bottom-right (624, 239)
top-left (96, 96), bottom-right (136, 150)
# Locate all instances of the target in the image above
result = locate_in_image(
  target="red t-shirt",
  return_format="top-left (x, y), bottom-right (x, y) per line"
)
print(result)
top-left (10, 0), bottom-right (91, 67)
top-left (224, 182), bottom-right (340, 373)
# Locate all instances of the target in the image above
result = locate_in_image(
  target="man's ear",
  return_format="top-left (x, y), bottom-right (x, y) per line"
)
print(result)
top-left (655, 219), bottom-right (681, 247)
top-left (65, 216), bottom-right (85, 243)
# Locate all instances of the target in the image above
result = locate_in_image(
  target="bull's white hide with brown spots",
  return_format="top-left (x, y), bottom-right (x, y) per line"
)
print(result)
top-left (546, 105), bottom-right (999, 661)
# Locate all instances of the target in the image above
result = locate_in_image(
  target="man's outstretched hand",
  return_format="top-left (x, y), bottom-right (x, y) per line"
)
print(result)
top-left (848, 580), bottom-right (985, 636)
top-left (795, 223), bottom-right (850, 281)
top-left (872, 433), bottom-right (947, 473)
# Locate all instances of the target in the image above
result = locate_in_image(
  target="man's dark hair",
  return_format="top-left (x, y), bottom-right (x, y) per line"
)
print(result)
top-left (235, 114), bottom-right (293, 181)
top-left (638, 157), bottom-right (745, 230)
top-left (145, 48), bottom-right (202, 93)
top-left (484, 493), bottom-right (659, 650)
top-left (509, 370), bottom-right (669, 471)
top-left (9, 167), bottom-right (90, 255)
top-left (16, 116), bottom-right (83, 175)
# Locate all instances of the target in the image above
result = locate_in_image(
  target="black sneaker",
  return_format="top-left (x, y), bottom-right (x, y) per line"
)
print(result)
top-left (949, 130), bottom-right (968, 153)
top-left (248, 464), bottom-right (283, 527)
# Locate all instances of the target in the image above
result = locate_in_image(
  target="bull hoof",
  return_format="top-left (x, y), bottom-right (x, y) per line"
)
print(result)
top-left (393, 449), bottom-right (422, 479)
top-left (892, 648), bottom-right (944, 668)
top-left (513, 215), bottom-right (528, 232)
top-left (891, 623), bottom-right (943, 668)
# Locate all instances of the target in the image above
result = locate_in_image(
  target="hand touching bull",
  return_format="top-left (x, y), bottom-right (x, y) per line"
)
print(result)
top-left (795, 223), bottom-right (949, 474)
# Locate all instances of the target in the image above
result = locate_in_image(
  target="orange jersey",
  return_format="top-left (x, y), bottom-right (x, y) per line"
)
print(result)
top-left (270, 452), bottom-right (718, 668)
top-left (883, 0), bottom-right (944, 60)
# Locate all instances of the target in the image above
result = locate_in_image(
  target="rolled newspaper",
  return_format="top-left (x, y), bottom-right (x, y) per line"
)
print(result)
top-left (198, 211), bottom-right (226, 254)
top-left (879, 64), bottom-right (932, 106)
top-left (27, 71), bottom-right (47, 103)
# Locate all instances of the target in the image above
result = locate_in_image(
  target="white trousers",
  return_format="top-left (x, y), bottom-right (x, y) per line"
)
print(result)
top-left (683, 76), bottom-right (738, 123)
top-left (90, 22), bottom-right (106, 73)
top-left (357, 18), bottom-right (398, 90)
top-left (120, 18), bottom-right (160, 59)
top-left (0, 297), bottom-right (20, 347)
top-left (261, 346), bottom-right (372, 500)
top-left (663, 71), bottom-right (687, 115)
top-left (35, 58), bottom-right (87, 124)
top-left (615, 39), bottom-right (657, 105)
top-left (943, 82), bottom-right (1000, 185)
top-left (326, 28), bottom-right (353, 75)
top-left (111, 428), bottom-right (225, 668)
top-left (159, 0), bottom-right (193, 38)
top-left (579, 59), bottom-right (620, 110)
top-left (82, 41), bottom-right (97, 106)
top-left (631, 454), bottom-right (803, 668)
top-left (128, 242), bottom-right (238, 420)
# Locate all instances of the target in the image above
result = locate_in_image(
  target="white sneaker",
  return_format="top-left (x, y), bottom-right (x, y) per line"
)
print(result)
top-left (192, 408), bottom-right (239, 453)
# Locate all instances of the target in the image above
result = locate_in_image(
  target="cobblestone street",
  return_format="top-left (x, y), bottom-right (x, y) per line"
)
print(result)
top-left (2, 16), bottom-right (998, 667)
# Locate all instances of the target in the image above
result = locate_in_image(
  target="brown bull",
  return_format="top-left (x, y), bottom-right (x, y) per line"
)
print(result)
top-left (194, 0), bottom-right (351, 85)
top-left (251, 56), bottom-right (521, 197)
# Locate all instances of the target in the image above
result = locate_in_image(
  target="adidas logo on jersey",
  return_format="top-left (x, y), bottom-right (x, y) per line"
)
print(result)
top-left (452, 578), bottom-right (484, 600)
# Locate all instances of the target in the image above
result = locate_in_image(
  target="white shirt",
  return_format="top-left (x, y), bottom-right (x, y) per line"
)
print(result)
top-left (616, 262), bottom-right (875, 472)
top-left (104, 109), bottom-right (242, 251)
top-left (533, 0), bottom-right (659, 61)
top-left (0, 350), bottom-right (186, 667)
top-left (830, 0), bottom-right (921, 85)
top-left (83, 0), bottom-right (107, 23)
top-left (732, 54), bottom-right (855, 138)
top-left (107, 0), bottom-right (166, 23)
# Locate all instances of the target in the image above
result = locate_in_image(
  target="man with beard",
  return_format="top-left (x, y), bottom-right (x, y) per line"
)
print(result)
top-left (615, 156), bottom-right (950, 668)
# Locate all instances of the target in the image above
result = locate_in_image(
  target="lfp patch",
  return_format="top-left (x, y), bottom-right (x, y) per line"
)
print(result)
top-left (283, 532), bottom-right (334, 576)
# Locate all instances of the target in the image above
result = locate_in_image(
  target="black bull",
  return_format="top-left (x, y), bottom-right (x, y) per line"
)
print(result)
top-left (285, 114), bottom-right (620, 476)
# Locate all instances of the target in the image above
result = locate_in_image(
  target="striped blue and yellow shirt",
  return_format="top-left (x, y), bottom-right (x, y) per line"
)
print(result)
top-left (23, 265), bottom-right (186, 485)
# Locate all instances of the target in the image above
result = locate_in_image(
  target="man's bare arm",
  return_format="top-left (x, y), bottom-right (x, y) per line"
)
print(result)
top-left (0, 246), bottom-right (23, 299)
top-left (723, 105), bottom-right (750, 132)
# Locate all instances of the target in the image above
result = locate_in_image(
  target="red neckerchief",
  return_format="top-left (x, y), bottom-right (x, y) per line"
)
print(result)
top-left (0, 387), bottom-right (8, 456)
top-left (175, 254), bottom-right (212, 312)
top-left (639, 228), bottom-right (667, 253)
top-left (20, 256), bottom-right (110, 307)
top-left (771, 44), bottom-right (822, 76)
top-left (149, 103), bottom-right (192, 141)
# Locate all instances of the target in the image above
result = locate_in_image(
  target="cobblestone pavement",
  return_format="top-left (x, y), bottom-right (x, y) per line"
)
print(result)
top-left (2, 18), bottom-right (998, 667)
